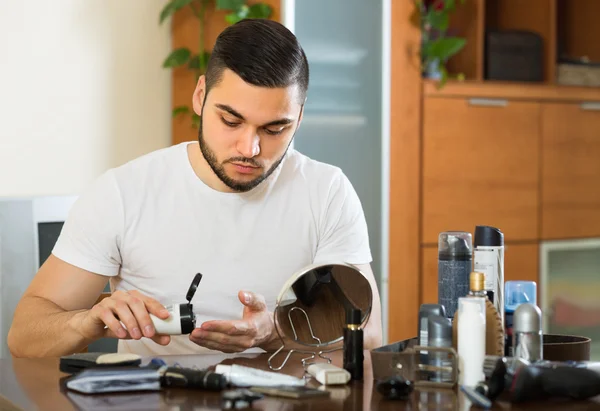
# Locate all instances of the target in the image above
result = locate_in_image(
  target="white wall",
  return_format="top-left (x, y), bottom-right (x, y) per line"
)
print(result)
top-left (0, 1), bottom-right (172, 197)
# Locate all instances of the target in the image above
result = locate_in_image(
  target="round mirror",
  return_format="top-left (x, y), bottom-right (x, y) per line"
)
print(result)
top-left (273, 262), bottom-right (373, 348)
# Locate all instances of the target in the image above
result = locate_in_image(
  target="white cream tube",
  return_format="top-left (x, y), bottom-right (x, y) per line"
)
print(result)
top-left (215, 364), bottom-right (305, 387)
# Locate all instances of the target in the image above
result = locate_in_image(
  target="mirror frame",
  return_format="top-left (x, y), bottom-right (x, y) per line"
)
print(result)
top-left (272, 261), bottom-right (373, 349)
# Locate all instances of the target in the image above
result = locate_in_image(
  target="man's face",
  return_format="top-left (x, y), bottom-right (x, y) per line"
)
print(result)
top-left (192, 69), bottom-right (304, 192)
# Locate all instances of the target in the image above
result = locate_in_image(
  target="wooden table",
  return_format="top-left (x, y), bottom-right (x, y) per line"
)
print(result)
top-left (1, 350), bottom-right (600, 410)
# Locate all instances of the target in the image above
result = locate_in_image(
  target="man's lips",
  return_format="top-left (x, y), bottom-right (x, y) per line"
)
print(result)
top-left (230, 162), bottom-right (260, 174)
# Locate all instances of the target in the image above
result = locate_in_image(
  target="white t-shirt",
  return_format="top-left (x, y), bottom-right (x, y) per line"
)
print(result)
top-left (52, 142), bottom-right (372, 356)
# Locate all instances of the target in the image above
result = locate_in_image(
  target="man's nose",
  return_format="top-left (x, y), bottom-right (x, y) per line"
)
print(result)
top-left (236, 128), bottom-right (260, 158)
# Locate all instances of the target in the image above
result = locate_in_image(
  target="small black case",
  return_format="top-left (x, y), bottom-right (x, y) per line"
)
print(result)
top-left (485, 29), bottom-right (544, 82)
top-left (59, 352), bottom-right (142, 374)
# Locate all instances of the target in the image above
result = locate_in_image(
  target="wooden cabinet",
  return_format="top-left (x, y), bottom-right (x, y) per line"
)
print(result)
top-left (421, 243), bottom-right (539, 307)
top-left (446, 0), bottom-right (600, 84)
top-left (422, 97), bottom-right (541, 244)
top-left (542, 102), bottom-right (600, 239)
top-left (390, 0), bottom-right (600, 342)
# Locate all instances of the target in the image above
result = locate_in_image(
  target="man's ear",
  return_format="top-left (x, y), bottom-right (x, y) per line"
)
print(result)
top-left (192, 75), bottom-right (206, 116)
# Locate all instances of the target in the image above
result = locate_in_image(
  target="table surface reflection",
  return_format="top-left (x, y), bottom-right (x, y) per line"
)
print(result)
top-left (1, 349), bottom-right (600, 410)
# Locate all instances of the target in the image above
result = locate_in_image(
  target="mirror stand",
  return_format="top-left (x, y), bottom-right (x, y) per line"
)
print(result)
top-left (267, 343), bottom-right (343, 372)
top-left (267, 306), bottom-right (342, 371)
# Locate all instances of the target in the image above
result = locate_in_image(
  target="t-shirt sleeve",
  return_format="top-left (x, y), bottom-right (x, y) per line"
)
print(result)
top-left (52, 169), bottom-right (124, 276)
top-left (313, 171), bottom-right (372, 265)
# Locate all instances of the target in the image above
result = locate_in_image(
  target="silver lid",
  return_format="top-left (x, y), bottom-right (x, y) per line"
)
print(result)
top-left (513, 303), bottom-right (542, 332)
top-left (419, 303), bottom-right (446, 318)
top-left (428, 315), bottom-right (452, 343)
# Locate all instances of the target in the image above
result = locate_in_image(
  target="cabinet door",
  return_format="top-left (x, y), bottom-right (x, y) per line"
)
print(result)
top-left (542, 102), bottom-right (600, 239)
top-left (423, 97), bottom-right (541, 244)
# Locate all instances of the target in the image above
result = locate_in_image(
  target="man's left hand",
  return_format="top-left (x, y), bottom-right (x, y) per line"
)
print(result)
top-left (189, 291), bottom-right (278, 353)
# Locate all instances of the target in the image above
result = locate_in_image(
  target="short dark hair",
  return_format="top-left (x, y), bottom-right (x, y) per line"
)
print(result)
top-left (205, 19), bottom-right (309, 103)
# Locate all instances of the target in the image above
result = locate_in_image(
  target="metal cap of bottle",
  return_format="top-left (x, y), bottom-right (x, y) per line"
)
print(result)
top-left (513, 303), bottom-right (542, 333)
top-left (427, 315), bottom-right (452, 347)
top-left (470, 271), bottom-right (485, 292)
top-left (474, 225), bottom-right (504, 247)
top-left (438, 231), bottom-right (473, 260)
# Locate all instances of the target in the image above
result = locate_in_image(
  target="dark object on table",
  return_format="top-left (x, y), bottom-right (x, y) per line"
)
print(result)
top-left (376, 376), bottom-right (414, 400)
top-left (485, 30), bottom-right (544, 82)
top-left (160, 366), bottom-right (226, 391)
top-left (511, 363), bottom-right (600, 402)
top-left (222, 389), bottom-right (263, 409)
top-left (480, 355), bottom-right (600, 403)
top-left (343, 308), bottom-right (364, 380)
top-left (59, 352), bottom-right (142, 374)
top-left (477, 355), bottom-right (509, 401)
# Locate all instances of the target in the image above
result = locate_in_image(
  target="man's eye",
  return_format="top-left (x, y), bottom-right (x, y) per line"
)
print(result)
top-left (221, 117), bottom-right (240, 128)
top-left (264, 128), bottom-right (284, 136)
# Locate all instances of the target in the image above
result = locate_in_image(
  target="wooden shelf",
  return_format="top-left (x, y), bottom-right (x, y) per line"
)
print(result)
top-left (558, 0), bottom-right (600, 63)
top-left (446, 0), bottom-right (600, 84)
top-left (424, 80), bottom-right (600, 102)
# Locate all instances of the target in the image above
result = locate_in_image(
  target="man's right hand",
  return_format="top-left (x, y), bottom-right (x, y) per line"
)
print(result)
top-left (73, 289), bottom-right (172, 346)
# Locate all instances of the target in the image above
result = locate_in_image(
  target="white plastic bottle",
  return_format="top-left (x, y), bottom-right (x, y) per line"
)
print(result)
top-left (457, 297), bottom-right (486, 387)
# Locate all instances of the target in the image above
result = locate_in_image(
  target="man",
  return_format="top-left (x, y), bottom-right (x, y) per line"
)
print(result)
top-left (8, 19), bottom-right (382, 358)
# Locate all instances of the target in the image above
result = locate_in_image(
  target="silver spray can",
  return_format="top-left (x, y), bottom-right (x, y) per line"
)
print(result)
top-left (513, 303), bottom-right (543, 362)
top-left (427, 314), bottom-right (453, 382)
top-left (437, 231), bottom-right (473, 319)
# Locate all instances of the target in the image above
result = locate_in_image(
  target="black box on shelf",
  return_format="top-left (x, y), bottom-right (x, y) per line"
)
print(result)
top-left (485, 30), bottom-right (544, 82)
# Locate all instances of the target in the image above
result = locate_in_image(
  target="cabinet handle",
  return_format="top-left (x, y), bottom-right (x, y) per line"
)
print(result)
top-left (468, 98), bottom-right (508, 107)
top-left (580, 102), bottom-right (600, 111)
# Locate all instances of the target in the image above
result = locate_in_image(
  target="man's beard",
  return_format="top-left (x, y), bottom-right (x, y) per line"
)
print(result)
top-left (197, 118), bottom-right (291, 193)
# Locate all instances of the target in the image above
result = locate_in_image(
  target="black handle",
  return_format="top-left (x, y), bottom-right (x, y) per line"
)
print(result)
top-left (510, 365), bottom-right (600, 403)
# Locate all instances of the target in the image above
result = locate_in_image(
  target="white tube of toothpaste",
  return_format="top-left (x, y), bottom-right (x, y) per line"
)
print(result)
top-left (215, 364), bottom-right (305, 387)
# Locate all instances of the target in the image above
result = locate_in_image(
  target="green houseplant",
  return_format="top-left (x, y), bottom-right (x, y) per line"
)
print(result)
top-left (412, 0), bottom-right (466, 87)
top-left (159, 0), bottom-right (273, 128)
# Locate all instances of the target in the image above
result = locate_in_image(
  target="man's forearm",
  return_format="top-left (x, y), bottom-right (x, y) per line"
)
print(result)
top-left (363, 319), bottom-right (383, 350)
top-left (8, 296), bottom-right (92, 358)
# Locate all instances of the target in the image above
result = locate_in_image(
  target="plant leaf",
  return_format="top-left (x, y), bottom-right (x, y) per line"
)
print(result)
top-left (216, 0), bottom-right (245, 10)
top-left (172, 106), bottom-right (190, 118)
top-left (437, 65), bottom-right (449, 89)
top-left (163, 48), bottom-right (191, 68)
top-left (425, 9), bottom-right (449, 32)
top-left (225, 12), bottom-right (242, 24)
top-left (247, 4), bottom-right (272, 19)
top-left (188, 54), bottom-right (201, 70)
top-left (200, 51), bottom-right (211, 68)
top-left (159, 0), bottom-right (195, 24)
top-left (225, 5), bottom-right (248, 24)
top-left (188, 51), bottom-right (211, 70)
top-left (426, 37), bottom-right (466, 62)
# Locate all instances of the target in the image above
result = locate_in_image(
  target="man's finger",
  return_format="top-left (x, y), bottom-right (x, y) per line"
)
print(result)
top-left (151, 335), bottom-right (171, 346)
top-left (128, 290), bottom-right (170, 319)
top-left (238, 291), bottom-right (267, 312)
top-left (199, 320), bottom-right (252, 336)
